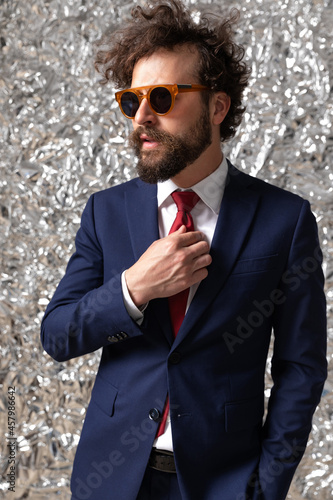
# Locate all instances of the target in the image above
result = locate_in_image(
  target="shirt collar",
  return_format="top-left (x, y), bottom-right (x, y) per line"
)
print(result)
top-left (157, 156), bottom-right (228, 214)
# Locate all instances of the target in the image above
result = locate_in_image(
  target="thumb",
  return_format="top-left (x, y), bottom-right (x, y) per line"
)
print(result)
top-left (175, 225), bottom-right (187, 234)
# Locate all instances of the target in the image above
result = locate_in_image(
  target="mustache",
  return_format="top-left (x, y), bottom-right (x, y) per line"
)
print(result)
top-left (129, 126), bottom-right (175, 147)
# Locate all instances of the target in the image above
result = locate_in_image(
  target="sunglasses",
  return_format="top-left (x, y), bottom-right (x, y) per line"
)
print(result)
top-left (115, 84), bottom-right (209, 119)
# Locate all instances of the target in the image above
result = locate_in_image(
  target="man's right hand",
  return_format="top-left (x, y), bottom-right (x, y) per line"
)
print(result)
top-left (125, 225), bottom-right (212, 308)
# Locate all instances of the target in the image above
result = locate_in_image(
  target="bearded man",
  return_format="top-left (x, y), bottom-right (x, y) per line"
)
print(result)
top-left (41, 1), bottom-right (327, 499)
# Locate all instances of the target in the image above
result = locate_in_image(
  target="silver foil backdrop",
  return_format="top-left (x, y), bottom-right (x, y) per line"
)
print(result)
top-left (0, 0), bottom-right (332, 498)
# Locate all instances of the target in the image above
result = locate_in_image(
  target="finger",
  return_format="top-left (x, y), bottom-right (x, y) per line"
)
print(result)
top-left (190, 267), bottom-right (210, 285)
top-left (174, 230), bottom-right (206, 247)
top-left (184, 239), bottom-right (210, 257)
top-left (193, 252), bottom-right (212, 271)
top-left (175, 225), bottom-right (187, 234)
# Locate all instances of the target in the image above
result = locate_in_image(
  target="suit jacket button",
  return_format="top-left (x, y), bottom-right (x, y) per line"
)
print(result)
top-left (169, 351), bottom-right (181, 364)
top-left (107, 335), bottom-right (118, 343)
top-left (149, 408), bottom-right (161, 422)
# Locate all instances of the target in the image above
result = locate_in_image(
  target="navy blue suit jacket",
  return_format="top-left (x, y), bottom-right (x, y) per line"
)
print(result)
top-left (41, 162), bottom-right (327, 500)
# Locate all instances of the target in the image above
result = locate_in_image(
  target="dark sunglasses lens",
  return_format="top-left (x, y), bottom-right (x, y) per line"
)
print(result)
top-left (121, 92), bottom-right (140, 118)
top-left (150, 87), bottom-right (172, 114)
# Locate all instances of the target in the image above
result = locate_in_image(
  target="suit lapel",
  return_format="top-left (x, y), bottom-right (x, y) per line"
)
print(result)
top-left (125, 179), bottom-right (159, 261)
top-left (124, 179), bottom-right (174, 344)
top-left (172, 163), bottom-right (260, 348)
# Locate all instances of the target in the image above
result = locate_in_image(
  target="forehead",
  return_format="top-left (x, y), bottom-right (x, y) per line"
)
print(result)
top-left (131, 45), bottom-right (200, 88)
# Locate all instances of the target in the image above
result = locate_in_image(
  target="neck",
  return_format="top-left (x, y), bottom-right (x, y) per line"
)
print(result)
top-left (171, 145), bottom-right (223, 188)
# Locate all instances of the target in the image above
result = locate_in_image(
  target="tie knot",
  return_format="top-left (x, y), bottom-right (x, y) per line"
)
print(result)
top-left (171, 191), bottom-right (200, 214)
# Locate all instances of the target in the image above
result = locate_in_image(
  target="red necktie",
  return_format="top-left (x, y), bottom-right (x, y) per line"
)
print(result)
top-left (157, 191), bottom-right (200, 437)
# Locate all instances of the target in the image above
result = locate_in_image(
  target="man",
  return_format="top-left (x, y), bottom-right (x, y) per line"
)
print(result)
top-left (41, 1), bottom-right (327, 499)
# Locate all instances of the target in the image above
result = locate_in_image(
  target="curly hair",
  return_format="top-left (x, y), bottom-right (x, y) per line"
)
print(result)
top-left (94, 0), bottom-right (251, 142)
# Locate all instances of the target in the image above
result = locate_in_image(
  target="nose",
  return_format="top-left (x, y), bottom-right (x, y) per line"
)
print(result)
top-left (134, 97), bottom-right (158, 126)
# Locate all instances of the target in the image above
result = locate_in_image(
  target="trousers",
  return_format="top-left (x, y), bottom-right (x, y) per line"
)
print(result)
top-left (137, 466), bottom-right (182, 500)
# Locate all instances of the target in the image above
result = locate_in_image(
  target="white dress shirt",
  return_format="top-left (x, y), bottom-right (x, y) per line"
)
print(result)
top-left (122, 156), bottom-right (228, 451)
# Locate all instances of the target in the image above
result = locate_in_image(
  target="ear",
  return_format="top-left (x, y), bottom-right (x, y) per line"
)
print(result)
top-left (211, 92), bottom-right (231, 125)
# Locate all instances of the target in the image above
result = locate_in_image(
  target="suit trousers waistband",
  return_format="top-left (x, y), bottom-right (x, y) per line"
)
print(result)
top-left (137, 465), bottom-right (182, 500)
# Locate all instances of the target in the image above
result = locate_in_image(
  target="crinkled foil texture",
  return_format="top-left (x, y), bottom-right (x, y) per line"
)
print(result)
top-left (0, 0), bottom-right (332, 498)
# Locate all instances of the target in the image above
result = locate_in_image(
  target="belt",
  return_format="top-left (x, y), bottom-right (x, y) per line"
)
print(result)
top-left (149, 448), bottom-right (176, 473)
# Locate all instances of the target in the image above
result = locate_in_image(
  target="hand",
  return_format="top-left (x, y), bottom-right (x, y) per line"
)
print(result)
top-left (125, 225), bottom-right (212, 307)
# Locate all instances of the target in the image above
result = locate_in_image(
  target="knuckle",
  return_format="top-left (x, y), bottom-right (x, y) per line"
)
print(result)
top-left (179, 277), bottom-right (189, 289)
top-left (173, 250), bottom-right (187, 267)
top-left (202, 241), bottom-right (210, 252)
top-left (166, 239), bottom-right (178, 253)
top-left (195, 240), bottom-right (207, 252)
top-left (173, 253), bottom-right (183, 266)
top-left (180, 247), bottom-right (190, 261)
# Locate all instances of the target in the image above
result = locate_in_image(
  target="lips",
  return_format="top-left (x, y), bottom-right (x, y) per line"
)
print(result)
top-left (140, 134), bottom-right (160, 149)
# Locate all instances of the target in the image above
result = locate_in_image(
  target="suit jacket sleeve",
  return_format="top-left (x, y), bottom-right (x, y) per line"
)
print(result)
top-left (40, 194), bottom-right (143, 362)
top-left (256, 200), bottom-right (327, 499)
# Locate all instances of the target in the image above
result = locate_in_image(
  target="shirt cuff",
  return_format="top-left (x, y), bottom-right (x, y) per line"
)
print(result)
top-left (121, 271), bottom-right (147, 325)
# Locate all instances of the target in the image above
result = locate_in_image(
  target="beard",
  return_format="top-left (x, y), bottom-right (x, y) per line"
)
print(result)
top-left (128, 105), bottom-right (212, 184)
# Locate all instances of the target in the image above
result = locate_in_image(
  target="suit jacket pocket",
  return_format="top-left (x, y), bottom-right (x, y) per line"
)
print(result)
top-left (231, 254), bottom-right (279, 275)
top-left (90, 374), bottom-right (118, 417)
top-left (224, 394), bottom-right (264, 433)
